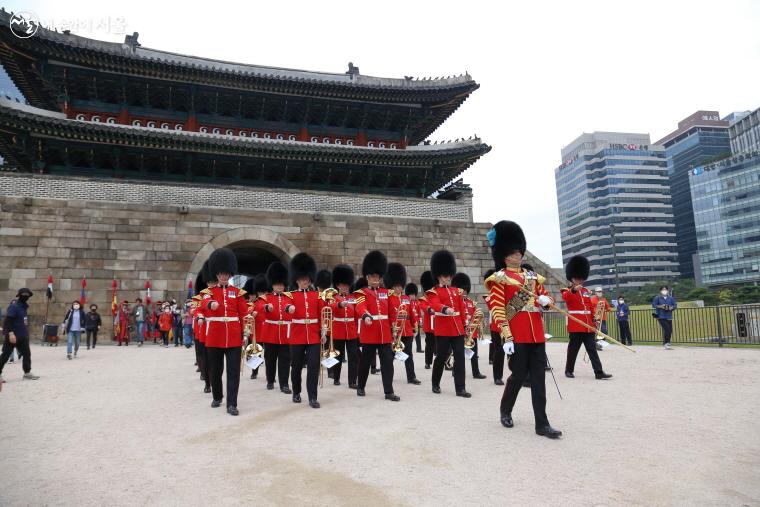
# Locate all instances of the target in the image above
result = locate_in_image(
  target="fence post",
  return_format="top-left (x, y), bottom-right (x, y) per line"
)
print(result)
top-left (715, 306), bottom-right (723, 347)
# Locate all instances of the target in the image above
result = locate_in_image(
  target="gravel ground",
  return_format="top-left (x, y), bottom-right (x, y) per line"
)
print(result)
top-left (1, 342), bottom-right (759, 506)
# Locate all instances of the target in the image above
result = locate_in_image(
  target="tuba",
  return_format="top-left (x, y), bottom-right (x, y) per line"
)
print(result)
top-left (464, 308), bottom-right (484, 349)
top-left (392, 306), bottom-right (407, 353)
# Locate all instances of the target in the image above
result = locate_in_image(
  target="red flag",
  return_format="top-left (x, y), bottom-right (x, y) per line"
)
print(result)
top-left (145, 280), bottom-right (152, 305)
top-left (79, 278), bottom-right (87, 305)
top-left (187, 279), bottom-right (193, 299)
top-left (111, 279), bottom-right (118, 316)
top-left (46, 275), bottom-right (54, 300)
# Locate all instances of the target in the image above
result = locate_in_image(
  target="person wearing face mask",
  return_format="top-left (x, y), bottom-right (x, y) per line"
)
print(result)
top-left (84, 304), bottom-right (102, 350)
top-left (0, 288), bottom-right (39, 382)
top-left (652, 286), bottom-right (677, 349)
top-left (616, 297), bottom-right (632, 346)
top-left (64, 300), bottom-right (86, 360)
top-left (158, 305), bottom-right (174, 347)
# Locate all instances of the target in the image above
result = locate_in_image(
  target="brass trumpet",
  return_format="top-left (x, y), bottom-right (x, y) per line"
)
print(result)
top-left (464, 308), bottom-right (484, 349)
top-left (392, 307), bottom-right (407, 353)
top-left (320, 306), bottom-right (339, 359)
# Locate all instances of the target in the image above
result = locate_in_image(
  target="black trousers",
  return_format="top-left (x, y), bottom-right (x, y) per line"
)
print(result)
top-left (618, 321), bottom-right (633, 345)
top-left (500, 342), bottom-right (549, 428)
top-left (0, 335), bottom-right (31, 374)
top-left (470, 338), bottom-right (482, 376)
top-left (565, 332), bottom-right (604, 374)
top-left (401, 336), bottom-right (417, 381)
top-left (207, 346), bottom-right (240, 407)
top-left (432, 335), bottom-right (465, 392)
top-left (491, 330), bottom-right (505, 381)
top-left (415, 331), bottom-right (422, 352)
top-left (264, 342), bottom-right (290, 387)
top-left (86, 329), bottom-right (98, 348)
top-left (333, 339), bottom-right (360, 385)
top-left (290, 344), bottom-right (320, 400)
top-left (658, 319), bottom-right (672, 344)
top-left (197, 341), bottom-right (210, 389)
top-left (358, 343), bottom-right (395, 394)
top-left (424, 331), bottom-right (435, 366)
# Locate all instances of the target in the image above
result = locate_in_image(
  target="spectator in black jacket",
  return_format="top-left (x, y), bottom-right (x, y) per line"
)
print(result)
top-left (84, 304), bottom-right (102, 350)
top-left (63, 301), bottom-right (86, 360)
top-left (0, 288), bottom-right (39, 382)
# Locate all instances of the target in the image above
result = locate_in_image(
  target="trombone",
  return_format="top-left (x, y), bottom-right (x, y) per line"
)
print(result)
top-left (319, 306), bottom-right (339, 386)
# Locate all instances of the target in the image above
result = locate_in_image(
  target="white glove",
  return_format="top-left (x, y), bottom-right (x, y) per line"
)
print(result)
top-left (537, 295), bottom-right (551, 307)
top-left (503, 341), bottom-right (515, 356)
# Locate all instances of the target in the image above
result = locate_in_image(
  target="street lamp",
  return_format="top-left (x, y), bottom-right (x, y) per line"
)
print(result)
top-left (610, 223), bottom-right (621, 296)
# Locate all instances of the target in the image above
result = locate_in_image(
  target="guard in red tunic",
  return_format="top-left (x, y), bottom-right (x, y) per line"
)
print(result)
top-left (328, 264), bottom-right (360, 388)
top-left (452, 272), bottom-right (487, 380)
top-left (561, 255), bottom-right (612, 380)
top-left (385, 262), bottom-right (421, 385)
top-left (485, 220), bottom-right (561, 438)
top-left (418, 271), bottom-right (436, 369)
top-left (244, 274), bottom-right (268, 380)
top-left (285, 253), bottom-right (325, 409)
top-left (427, 250), bottom-right (470, 397)
top-left (355, 250), bottom-right (400, 401)
top-left (195, 260), bottom-right (214, 394)
top-left (203, 248), bottom-right (250, 416)
top-left (406, 283), bottom-right (423, 353)
top-left (262, 262), bottom-right (292, 394)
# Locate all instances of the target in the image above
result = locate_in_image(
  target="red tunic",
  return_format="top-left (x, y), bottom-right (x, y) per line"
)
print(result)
top-left (388, 291), bottom-right (416, 338)
top-left (425, 286), bottom-right (466, 337)
top-left (354, 287), bottom-right (392, 345)
top-left (329, 292), bottom-right (358, 340)
top-left (486, 268), bottom-right (551, 344)
top-left (203, 285), bottom-right (249, 348)
top-left (250, 297), bottom-right (267, 343)
top-left (482, 295), bottom-right (500, 333)
top-left (287, 289), bottom-right (324, 345)
top-left (561, 286), bottom-right (594, 333)
top-left (261, 292), bottom-right (292, 345)
top-left (417, 296), bottom-right (434, 333)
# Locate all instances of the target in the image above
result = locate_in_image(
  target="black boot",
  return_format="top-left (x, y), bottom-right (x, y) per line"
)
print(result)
top-left (595, 372), bottom-right (613, 380)
top-left (385, 393), bottom-right (400, 401)
top-left (292, 393), bottom-right (301, 403)
top-left (280, 385), bottom-right (292, 394)
top-left (456, 390), bottom-right (472, 398)
top-left (227, 406), bottom-right (239, 416)
top-left (536, 426), bottom-right (562, 439)
top-left (500, 412), bottom-right (514, 428)
top-left (309, 398), bottom-right (320, 409)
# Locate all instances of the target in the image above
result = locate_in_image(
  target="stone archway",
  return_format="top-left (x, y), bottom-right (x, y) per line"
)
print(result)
top-left (188, 226), bottom-right (301, 282)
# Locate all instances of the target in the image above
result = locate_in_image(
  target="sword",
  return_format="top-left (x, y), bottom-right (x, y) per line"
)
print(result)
top-left (501, 276), bottom-right (636, 353)
top-left (545, 354), bottom-right (562, 400)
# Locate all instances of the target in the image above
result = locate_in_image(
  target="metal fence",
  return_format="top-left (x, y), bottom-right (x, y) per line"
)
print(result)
top-left (542, 304), bottom-right (760, 345)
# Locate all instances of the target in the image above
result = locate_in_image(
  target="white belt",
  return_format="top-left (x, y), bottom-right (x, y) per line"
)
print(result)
top-left (333, 317), bottom-right (354, 323)
top-left (435, 312), bottom-right (460, 317)
top-left (568, 310), bottom-right (591, 315)
top-left (265, 320), bottom-right (289, 325)
top-left (291, 319), bottom-right (318, 324)
top-left (368, 314), bottom-right (388, 320)
top-left (205, 317), bottom-right (239, 322)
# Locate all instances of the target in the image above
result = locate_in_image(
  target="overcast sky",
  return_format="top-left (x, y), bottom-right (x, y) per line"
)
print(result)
top-left (9, 0), bottom-right (760, 267)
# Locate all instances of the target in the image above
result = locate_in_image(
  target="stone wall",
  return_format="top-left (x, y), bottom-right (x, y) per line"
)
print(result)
top-left (0, 179), bottom-right (564, 340)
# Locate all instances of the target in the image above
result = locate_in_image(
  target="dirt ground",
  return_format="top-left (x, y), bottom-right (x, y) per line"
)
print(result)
top-left (1, 341), bottom-right (759, 506)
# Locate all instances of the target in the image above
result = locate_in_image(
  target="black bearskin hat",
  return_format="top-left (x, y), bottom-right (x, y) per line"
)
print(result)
top-left (316, 269), bottom-right (332, 290)
top-left (404, 282), bottom-right (418, 296)
top-left (253, 274), bottom-right (269, 294)
top-left (452, 272), bottom-right (471, 294)
top-left (209, 248), bottom-right (238, 276)
top-left (289, 252), bottom-right (317, 285)
top-left (332, 264), bottom-right (355, 287)
top-left (431, 250), bottom-right (457, 279)
top-left (483, 268), bottom-right (496, 281)
top-left (489, 220), bottom-right (526, 269)
top-left (384, 262), bottom-right (407, 289)
top-left (266, 262), bottom-right (289, 287)
top-left (201, 260), bottom-right (214, 285)
top-left (242, 277), bottom-right (255, 295)
top-left (362, 250), bottom-right (388, 277)
top-left (420, 271), bottom-right (435, 292)
top-left (354, 277), bottom-right (368, 290)
top-left (565, 255), bottom-right (590, 282)
top-left (521, 263), bottom-right (535, 273)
